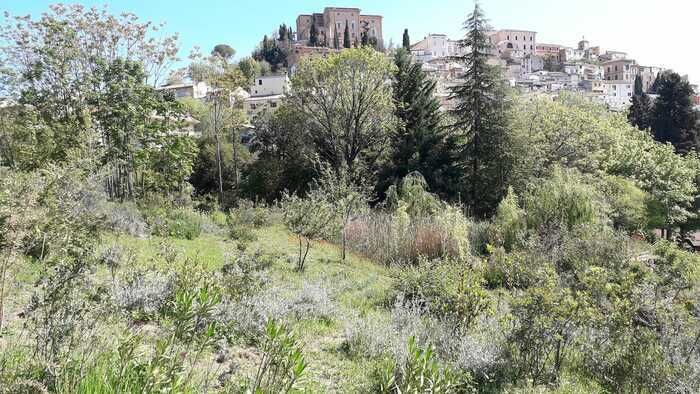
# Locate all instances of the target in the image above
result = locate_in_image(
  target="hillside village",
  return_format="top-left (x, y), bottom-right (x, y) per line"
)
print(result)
top-left (156, 6), bottom-right (700, 119)
top-left (2, 3), bottom-right (700, 393)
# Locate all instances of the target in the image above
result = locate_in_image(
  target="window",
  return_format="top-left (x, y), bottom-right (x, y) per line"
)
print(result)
top-left (530, 45), bottom-right (533, 50)
top-left (515, 35), bottom-right (518, 40)
top-left (258, 80), bottom-right (262, 85)
top-left (507, 35), bottom-right (510, 40)
top-left (271, 102), bottom-right (277, 108)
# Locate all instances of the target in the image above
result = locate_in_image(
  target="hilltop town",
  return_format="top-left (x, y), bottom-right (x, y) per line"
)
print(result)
top-left (2, 3), bottom-right (700, 393)
top-left (157, 6), bottom-right (700, 118)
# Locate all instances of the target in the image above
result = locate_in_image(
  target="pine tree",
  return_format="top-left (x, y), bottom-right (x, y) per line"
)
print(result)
top-left (628, 75), bottom-right (653, 130)
top-left (343, 21), bottom-right (351, 49)
top-left (449, 2), bottom-right (511, 216)
top-left (402, 29), bottom-right (411, 50)
top-left (379, 48), bottom-right (461, 200)
top-left (309, 23), bottom-right (318, 47)
top-left (651, 71), bottom-right (699, 154)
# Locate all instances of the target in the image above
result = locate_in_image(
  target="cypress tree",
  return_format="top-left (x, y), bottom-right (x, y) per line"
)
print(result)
top-left (343, 21), bottom-right (351, 49)
top-left (333, 29), bottom-right (340, 49)
top-left (449, 2), bottom-right (511, 216)
top-left (402, 29), bottom-right (411, 50)
top-left (309, 23), bottom-right (318, 47)
top-left (629, 75), bottom-right (653, 130)
top-left (379, 48), bottom-right (461, 200)
top-left (651, 71), bottom-right (699, 154)
top-left (634, 74), bottom-right (644, 96)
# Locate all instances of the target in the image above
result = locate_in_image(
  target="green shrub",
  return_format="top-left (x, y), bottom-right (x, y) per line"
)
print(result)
top-left (244, 320), bottom-right (307, 393)
top-left (148, 208), bottom-right (203, 240)
top-left (372, 337), bottom-right (470, 393)
top-left (391, 259), bottom-right (492, 328)
top-left (523, 168), bottom-right (603, 232)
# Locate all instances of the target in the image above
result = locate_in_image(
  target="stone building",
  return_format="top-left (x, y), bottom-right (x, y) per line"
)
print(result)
top-left (489, 29), bottom-right (537, 58)
top-left (296, 7), bottom-right (383, 49)
top-left (410, 34), bottom-right (466, 63)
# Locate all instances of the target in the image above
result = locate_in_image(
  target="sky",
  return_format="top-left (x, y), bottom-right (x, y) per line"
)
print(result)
top-left (1, 0), bottom-right (698, 84)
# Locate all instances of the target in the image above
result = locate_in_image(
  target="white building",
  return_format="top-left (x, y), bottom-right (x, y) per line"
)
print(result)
top-left (410, 34), bottom-right (466, 63)
top-left (244, 74), bottom-right (290, 119)
top-left (602, 80), bottom-right (633, 110)
top-left (156, 81), bottom-right (211, 100)
top-left (559, 47), bottom-right (586, 63)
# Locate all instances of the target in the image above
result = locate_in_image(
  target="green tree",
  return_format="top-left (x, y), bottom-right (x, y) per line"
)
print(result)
top-left (242, 104), bottom-right (316, 202)
top-left (379, 48), bottom-right (461, 200)
top-left (1, 4), bottom-right (180, 165)
top-left (628, 75), bottom-right (653, 131)
top-left (343, 21), bottom-right (352, 49)
top-left (651, 71), bottom-right (699, 154)
top-left (309, 23), bottom-right (319, 47)
top-left (212, 44), bottom-right (235, 60)
top-left (450, 3), bottom-right (511, 217)
top-left (89, 59), bottom-right (193, 199)
top-left (289, 47), bottom-right (396, 173)
top-left (402, 29), bottom-right (411, 50)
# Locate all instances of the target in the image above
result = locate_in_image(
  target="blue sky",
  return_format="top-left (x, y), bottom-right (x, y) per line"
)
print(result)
top-left (2, 0), bottom-right (698, 84)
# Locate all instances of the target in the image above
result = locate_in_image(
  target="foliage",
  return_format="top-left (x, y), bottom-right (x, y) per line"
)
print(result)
top-left (289, 47), bottom-right (396, 173)
top-left (243, 105), bottom-right (316, 202)
top-left (379, 49), bottom-right (461, 200)
top-left (0, 4), bottom-right (180, 164)
top-left (372, 337), bottom-right (465, 393)
top-left (280, 191), bottom-right (335, 271)
top-left (245, 320), bottom-right (307, 393)
top-left (651, 71), bottom-right (699, 154)
top-left (450, 3), bottom-right (512, 217)
top-left (522, 168), bottom-right (603, 232)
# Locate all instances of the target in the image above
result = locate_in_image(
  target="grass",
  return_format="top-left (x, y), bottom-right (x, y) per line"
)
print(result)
top-left (101, 223), bottom-right (393, 392)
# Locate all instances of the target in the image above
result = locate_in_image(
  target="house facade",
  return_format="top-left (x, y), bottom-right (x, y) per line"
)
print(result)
top-left (244, 74), bottom-right (290, 119)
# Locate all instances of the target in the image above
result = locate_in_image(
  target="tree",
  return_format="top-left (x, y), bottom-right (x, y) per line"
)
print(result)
top-left (334, 29), bottom-right (340, 50)
top-left (651, 71), bottom-right (699, 154)
top-left (450, 3), bottom-right (512, 217)
top-left (0, 4), bottom-right (180, 164)
top-left (403, 29), bottom-right (411, 50)
top-left (379, 48), bottom-right (461, 200)
top-left (309, 23), bottom-right (319, 47)
top-left (628, 75), bottom-right (653, 131)
top-left (187, 49), bottom-right (248, 206)
top-left (289, 48), bottom-right (396, 173)
top-left (212, 44), bottom-right (236, 60)
top-left (242, 104), bottom-right (316, 202)
top-left (89, 59), bottom-right (194, 199)
top-left (344, 21), bottom-right (352, 49)
top-left (278, 24), bottom-right (289, 41)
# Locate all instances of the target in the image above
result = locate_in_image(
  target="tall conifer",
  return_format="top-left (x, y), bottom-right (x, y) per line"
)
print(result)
top-left (450, 2), bottom-right (511, 216)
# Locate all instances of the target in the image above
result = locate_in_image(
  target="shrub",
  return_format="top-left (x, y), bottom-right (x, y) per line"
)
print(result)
top-left (281, 191), bottom-right (335, 271)
top-left (103, 202), bottom-right (149, 237)
top-left (345, 212), bottom-right (472, 266)
top-left (371, 337), bottom-right (468, 393)
top-left (218, 249), bottom-right (271, 300)
top-left (523, 168), bottom-right (603, 232)
top-left (245, 320), bottom-right (307, 393)
top-left (489, 187), bottom-right (526, 251)
top-left (391, 259), bottom-right (492, 328)
top-left (112, 270), bottom-right (175, 320)
top-left (163, 209), bottom-right (203, 240)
